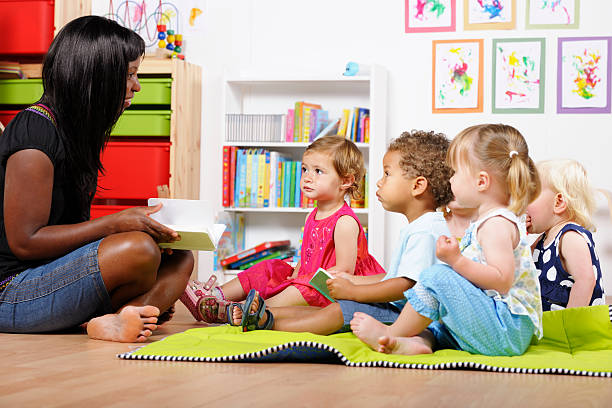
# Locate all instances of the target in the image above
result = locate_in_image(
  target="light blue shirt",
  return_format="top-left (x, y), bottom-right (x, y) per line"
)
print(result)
top-left (383, 211), bottom-right (451, 308)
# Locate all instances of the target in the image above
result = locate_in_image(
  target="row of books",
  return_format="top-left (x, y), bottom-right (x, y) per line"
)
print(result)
top-left (222, 146), bottom-right (314, 208)
top-left (225, 113), bottom-right (286, 142)
top-left (222, 146), bottom-right (369, 209)
top-left (337, 107), bottom-right (370, 143)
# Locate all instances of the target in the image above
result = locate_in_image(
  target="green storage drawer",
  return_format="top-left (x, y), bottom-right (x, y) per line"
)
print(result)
top-left (112, 110), bottom-right (171, 136)
top-left (131, 78), bottom-right (172, 105)
top-left (0, 79), bottom-right (43, 104)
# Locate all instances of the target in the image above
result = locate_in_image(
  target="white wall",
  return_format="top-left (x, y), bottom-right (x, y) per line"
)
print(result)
top-left (189, 0), bottom-right (612, 293)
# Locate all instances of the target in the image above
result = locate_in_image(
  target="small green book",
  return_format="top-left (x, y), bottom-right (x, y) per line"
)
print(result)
top-left (308, 268), bottom-right (336, 303)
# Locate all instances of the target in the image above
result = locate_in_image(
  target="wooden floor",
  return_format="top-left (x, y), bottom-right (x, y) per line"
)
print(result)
top-left (1, 303), bottom-right (610, 407)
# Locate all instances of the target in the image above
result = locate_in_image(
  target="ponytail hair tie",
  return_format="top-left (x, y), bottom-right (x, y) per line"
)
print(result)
top-left (509, 150), bottom-right (518, 159)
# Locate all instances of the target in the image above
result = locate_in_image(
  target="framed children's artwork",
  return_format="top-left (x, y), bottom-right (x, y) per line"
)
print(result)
top-left (405, 0), bottom-right (456, 33)
top-left (526, 0), bottom-right (580, 29)
top-left (464, 0), bottom-right (516, 30)
top-left (492, 38), bottom-right (546, 114)
top-left (432, 39), bottom-right (484, 113)
top-left (557, 37), bottom-right (612, 114)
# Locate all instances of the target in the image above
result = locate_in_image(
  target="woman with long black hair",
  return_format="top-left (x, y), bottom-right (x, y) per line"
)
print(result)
top-left (0, 16), bottom-right (193, 342)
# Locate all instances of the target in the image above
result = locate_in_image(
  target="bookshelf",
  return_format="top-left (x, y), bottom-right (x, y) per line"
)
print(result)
top-left (205, 66), bottom-right (388, 282)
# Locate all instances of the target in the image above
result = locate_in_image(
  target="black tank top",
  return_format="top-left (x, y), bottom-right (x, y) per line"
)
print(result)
top-left (0, 106), bottom-right (90, 281)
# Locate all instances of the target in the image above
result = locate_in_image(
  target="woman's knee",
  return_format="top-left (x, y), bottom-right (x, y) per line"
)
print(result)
top-left (99, 232), bottom-right (161, 280)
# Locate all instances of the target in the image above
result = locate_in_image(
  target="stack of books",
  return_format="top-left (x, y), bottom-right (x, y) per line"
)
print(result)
top-left (220, 240), bottom-right (293, 270)
top-left (337, 107), bottom-right (370, 143)
top-left (225, 113), bottom-right (286, 142)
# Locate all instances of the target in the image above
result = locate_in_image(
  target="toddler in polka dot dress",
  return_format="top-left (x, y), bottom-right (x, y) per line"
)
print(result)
top-left (526, 159), bottom-right (606, 311)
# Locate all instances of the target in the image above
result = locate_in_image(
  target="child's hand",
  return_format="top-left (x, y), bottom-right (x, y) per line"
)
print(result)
top-left (286, 268), bottom-right (299, 280)
top-left (436, 235), bottom-right (461, 267)
top-left (327, 277), bottom-right (354, 300)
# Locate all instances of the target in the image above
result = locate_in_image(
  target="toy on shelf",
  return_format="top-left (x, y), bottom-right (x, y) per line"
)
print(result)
top-left (156, 24), bottom-right (184, 60)
top-left (104, 0), bottom-right (186, 60)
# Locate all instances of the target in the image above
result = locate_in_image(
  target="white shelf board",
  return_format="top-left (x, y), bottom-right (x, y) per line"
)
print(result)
top-left (223, 141), bottom-right (369, 148)
top-left (226, 75), bottom-right (371, 84)
top-left (223, 207), bottom-right (369, 214)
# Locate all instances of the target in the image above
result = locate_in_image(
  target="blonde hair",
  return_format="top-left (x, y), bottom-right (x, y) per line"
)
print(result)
top-left (304, 136), bottom-right (365, 200)
top-left (447, 124), bottom-right (540, 215)
top-left (388, 130), bottom-right (454, 208)
top-left (537, 159), bottom-right (596, 231)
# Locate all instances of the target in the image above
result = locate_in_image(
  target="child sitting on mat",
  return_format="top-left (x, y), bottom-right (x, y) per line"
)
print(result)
top-left (230, 130), bottom-right (455, 333)
top-left (526, 159), bottom-right (606, 311)
top-left (182, 136), bottom-right (385, 323)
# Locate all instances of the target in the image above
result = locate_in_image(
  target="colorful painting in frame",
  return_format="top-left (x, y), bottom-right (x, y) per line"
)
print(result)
top-left (432, 39), bottom-right (483, 113)
top-left (405, 0), bottom-right (456, 33)
top-left (492, 38), bottom-right (546, 113)
top-left (526, 0), bottom-right (580, 29)
top-left (464, 0), bottom-right (516, 30)
top-left (557, 37), bottom-right (611, 114)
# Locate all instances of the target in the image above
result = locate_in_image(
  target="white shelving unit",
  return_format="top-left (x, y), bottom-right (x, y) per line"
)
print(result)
top-left (206, 66), bottom-right (388, 282)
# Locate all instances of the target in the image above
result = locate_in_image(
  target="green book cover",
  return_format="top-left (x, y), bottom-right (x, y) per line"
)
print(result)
top-left (308, 268), bottom-right (335, 303)
top-left (238, 250), bottom-right (283, 270)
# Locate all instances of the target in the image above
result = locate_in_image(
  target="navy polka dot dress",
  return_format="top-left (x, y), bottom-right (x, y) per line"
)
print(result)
top-left (532, 223), bottom-right (606, 311)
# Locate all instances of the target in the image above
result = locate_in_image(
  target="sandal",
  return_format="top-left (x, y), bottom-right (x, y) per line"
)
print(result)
top-left (179, 276), bottom-right (227, 323)
top-left (240, 289), bottom-right (274, 332)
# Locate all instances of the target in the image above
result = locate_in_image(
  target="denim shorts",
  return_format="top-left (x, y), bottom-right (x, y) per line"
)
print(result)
top-left (0, 239), bottom-right (113, 333)
top-left (337, 300), bottom-right (402, 327)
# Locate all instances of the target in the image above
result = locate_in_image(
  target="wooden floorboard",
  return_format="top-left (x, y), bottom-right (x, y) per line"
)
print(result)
top-left (1, 302), bottom-right (610, 407)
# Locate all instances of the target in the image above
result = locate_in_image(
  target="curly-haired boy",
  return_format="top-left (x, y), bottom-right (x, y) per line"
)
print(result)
top-left (232, 130), bottom-right (456, 334)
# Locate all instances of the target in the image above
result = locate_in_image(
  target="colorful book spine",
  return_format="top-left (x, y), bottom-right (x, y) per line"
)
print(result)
top-left (237, 149), bottom-right (248, 207)
top-left (302, 107), bottom-right (312, 142)
top-left (229, 146), bottom-right (237, 207)
top-left (293, 101), bottom-right (303, 142)
top-left (222, 146), bottom-right (230, 207)
top-left (364, 171), bottom-right (369, 209)
top-left (285, 109), bottom-right (295, 142)
top-left (256, 151), bottom-right (266, 207)
top-left (282, 161), bottom-right (291, 207)
top-left (364, 115), bottom-right (370, 143)
top-left (289, 161), bottom-right (297, 207)
top-left (269, 151), bottom-right (278, 207)
top-left (237, 250), bottom-right (284, 270)
top-left (263, 150), bottom-right (271, 207)
top-left (338, 109), bottom-right (350, 137)
top-left (227, 247), bottom-right (277, 269)
top-left (294, 160), bottom-right (302, 209)
top-left (276, 158), bottom-right (283, 207)
top-left (245, 150), bottom-right (253, 207)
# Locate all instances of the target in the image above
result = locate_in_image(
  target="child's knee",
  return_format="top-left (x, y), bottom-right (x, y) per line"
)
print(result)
top-left (418, 264), bottom-right (457, 290)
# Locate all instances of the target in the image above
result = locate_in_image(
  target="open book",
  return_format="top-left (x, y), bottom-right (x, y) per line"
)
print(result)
top-left (148, 198), bottom-right (226, 251)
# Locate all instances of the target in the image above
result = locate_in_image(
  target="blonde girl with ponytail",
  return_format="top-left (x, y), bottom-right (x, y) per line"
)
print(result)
top-left (351, 124), bottom-right (544, 357)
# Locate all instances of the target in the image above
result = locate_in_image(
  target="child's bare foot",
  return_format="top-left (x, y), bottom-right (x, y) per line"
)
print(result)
top-left (87, 305), bottom-right (160, 343)
top-left (350, 311), bottom-right (392, 350)
top-left (377, 335), bottom-right (433, 355)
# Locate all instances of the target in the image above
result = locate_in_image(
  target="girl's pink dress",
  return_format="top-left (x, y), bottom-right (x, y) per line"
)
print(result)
top-left (237, 202), bottom-right (385, 306)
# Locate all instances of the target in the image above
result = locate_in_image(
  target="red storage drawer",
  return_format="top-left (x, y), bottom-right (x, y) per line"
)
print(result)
top-left (90, 204), bottom-right (134, 219)
top-left (97, 140), bottom-right (171, 199)
top-left (0, 1), bottom-right (55, 57)
top-left (0, 110), bottom-right (20, 127)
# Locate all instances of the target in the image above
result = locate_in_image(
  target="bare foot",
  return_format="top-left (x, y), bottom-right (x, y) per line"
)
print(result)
top-left (87, 305), bottom-right (160, 343)
top-left (377, 335), bottom-right (433, 355)
top-left (350, 312), bottom-right (392, 350)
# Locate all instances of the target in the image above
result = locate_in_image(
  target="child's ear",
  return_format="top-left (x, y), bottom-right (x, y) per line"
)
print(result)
top-left (340, 174), bottom-right (356, 191)
top-left (477, 171), bottom-right (490, 192)
top-left (553, 192), bottom-right (567, 214)
top-left (412, 176), bottom-right (429, 196)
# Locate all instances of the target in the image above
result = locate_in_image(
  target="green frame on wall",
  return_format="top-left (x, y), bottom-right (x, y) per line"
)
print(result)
top-left (492, 38), bottom-right (546, 114)
top-left (525, 0), bottom-right (580, 29)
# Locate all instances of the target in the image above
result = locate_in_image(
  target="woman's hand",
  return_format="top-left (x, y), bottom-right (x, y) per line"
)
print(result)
top-left (436, 235), bottom-right (461, 267)
top-left (108, 203), bottom-right (179, 243)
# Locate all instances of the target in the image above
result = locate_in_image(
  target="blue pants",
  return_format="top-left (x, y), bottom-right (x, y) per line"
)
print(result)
top-left (406, 264), bottom-right (535, 356)
top-left (0, 240), bottom-right (113, 333)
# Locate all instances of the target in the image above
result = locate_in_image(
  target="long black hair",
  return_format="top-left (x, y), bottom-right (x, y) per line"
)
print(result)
top-left (40, 16), bottom-right (145, 210)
